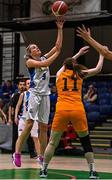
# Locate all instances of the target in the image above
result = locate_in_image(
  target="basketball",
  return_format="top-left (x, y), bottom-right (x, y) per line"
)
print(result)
top-left (51, 1), bottom-right (68, 16)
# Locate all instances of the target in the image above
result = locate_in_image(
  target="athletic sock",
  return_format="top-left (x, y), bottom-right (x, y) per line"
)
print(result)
top-left (89, 162), bottom-right (95, 172)
top-left (85, 152), bottom-right (96, 172)
top-left (42, 162), bottom-right (48, 170)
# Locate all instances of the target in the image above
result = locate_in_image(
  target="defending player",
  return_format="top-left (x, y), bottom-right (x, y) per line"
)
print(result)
top-left (40, 46), bottom-right (104, 179)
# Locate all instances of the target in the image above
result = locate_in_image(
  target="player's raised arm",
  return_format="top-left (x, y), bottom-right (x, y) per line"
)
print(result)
top-left (44, 17), bottom-right (64, 58)
top-left (56, 46), bottom-right (89, 78)
top-left (26, 48), bottom-right (60, 68)
top-left (83, 53), bottom-right (104, 78)
top-left (72, 46), bottom-right (90, 62)
top-left (76, 25), bottom-right (112, 61)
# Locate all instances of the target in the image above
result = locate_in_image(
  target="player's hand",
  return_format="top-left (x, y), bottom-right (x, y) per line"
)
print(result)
top-left (56, 16), bottom-right (65, 29)
top-left (7, 119), bottom-right (12, 125)
top-left (76, 25), bottom-right (91, 40)
top-left (78, 46), bottom-right (90, 56)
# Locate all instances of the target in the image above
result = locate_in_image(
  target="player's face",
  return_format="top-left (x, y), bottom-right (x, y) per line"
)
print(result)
top-left (26, 79), bottom-right (30, 90)
top-left (30, 44), bottom-right (41, 57)
top-left (18, 82), bottom-right (25, 92)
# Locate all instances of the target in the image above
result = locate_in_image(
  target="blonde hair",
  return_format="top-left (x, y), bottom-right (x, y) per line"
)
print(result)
top-left (24, 44), bottom-right (36, 60)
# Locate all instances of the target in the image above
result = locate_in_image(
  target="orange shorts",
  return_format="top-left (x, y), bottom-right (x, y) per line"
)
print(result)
top-left (52, 109), bottom-right (88, 133)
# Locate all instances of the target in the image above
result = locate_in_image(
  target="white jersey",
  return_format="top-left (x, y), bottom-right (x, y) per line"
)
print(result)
top-left (27, 56), bottom-right (50, 95)
top-left (18, 91), bottom-right (39, 137)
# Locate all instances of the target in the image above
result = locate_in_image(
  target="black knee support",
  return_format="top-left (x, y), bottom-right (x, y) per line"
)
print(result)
top-left (79, 134), bottom-right (93, 153)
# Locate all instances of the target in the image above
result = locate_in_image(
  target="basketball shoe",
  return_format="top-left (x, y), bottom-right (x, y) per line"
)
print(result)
top-left (89, 171), bottom-right (99, 179)
top-left (39, 168), bottom-right (47, 178)
top-left (12, 152), bottom-right (21, 167)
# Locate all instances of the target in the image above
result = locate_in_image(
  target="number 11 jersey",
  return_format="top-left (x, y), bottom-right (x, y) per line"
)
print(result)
top-left (56, 69), bottom-right (84, 111)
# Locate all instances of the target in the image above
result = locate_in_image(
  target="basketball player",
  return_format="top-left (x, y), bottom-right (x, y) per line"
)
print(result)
top-left (8, 79), bottom-right (26, 155)
top-left (76, 25), bottom-right (112, 60)
top-left (13, 17), bottom-right (64, 167)
top-left (40, 46), bottom-right (104, 179)
top-left (14, 79), bottom-right (40, 167)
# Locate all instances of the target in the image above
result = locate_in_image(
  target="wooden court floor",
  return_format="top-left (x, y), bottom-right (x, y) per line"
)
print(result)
top-left (0, 153), bottom-right (112, 179)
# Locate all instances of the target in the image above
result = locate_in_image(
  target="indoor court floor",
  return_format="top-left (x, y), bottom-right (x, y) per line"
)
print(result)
top-left (0, 153), bottom-right (112, 179)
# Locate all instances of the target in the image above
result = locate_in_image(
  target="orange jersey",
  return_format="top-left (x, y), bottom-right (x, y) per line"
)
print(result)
top-left (56, 69), bottom-right (84, 111)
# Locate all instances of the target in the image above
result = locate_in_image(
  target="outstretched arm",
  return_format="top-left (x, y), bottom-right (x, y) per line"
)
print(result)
top-left (83, 53), bottom-right (104, 78)
top-left (26, 48), bottom-right (60, 68)
top-left (56, 46), bottom-right (89, 78)
top-left (44, 17), bottom-right (64, 58)
top-left (76, 25), bottom-right (112, 61)
top-left (26, 18), bottom-right (64, 68)
top-left (72, 46), bottom-right (90, 61)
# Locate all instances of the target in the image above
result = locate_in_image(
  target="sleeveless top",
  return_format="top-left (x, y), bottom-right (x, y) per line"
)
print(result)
top-left (56, 69), bottom-right (84, 111)
top-left (27, 56), bottom-right (50, 95)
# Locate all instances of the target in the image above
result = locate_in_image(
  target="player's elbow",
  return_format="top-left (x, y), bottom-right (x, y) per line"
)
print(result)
top-left (96, 67), bottom-right (102, 74)
top-left (55, 46), bottom-right (61, 53)
top-left (102, 49), bottom-right (111, 59)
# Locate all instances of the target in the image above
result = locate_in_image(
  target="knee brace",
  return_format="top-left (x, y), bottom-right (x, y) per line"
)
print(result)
top-left (79, 134), bottom-right (93, 153)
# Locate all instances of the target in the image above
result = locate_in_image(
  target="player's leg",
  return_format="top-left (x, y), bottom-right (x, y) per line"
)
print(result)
top-left (32, 137), bottom-right (40, 156)
top-left (18, 118), bottom-right (25, 137)
top-left (13, 118), bottom-right (25, 167)
top-left (40, 111), bottom-right (68, 178)
top-left (31, 120), bottom-right (41, 157)
top-left (78, 131), bottom-right (99, 179)
top-left (40, 130), bottom-right (63, 178)
top-left (16, 119), bottom-right (33, 153)
top-left (38, 95), bottom-right (50, 164)
top-left (27, 134), bottom-right (37, 159)
top-left (13, 119), bottom-right (34, 167)
top-left (16, 91), bottom-right (40, 153)
top-left (13, 92), bottom-right (40, 167)
top-left (37, 122), bottom-right (48, 165)
top-left (38, 122), bottom-right (48, 155)
top-left (71, 109), bottom-right (99, 179)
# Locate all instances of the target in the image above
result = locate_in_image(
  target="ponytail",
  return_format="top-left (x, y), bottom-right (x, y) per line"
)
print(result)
top-left (24, 44), bottom-right (33, 60)
top-left (73, 64), bottom-right (88, 79)
top-left (63, 57), bottom-right (88, 79)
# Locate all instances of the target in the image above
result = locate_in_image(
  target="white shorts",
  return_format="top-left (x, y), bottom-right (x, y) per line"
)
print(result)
top-left (18, 118), bottom-right (38, 138)
top-left (26, 92), bottom-right (50, 124)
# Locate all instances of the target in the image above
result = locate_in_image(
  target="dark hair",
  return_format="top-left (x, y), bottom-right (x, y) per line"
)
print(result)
top-left (17, 79), bottom-right (25, 85)
top-left (63, 57), bottom-right (88, 79)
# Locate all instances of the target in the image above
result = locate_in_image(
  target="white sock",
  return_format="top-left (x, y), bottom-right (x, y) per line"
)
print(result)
top-left (42, 162), bottom-right (48, 170)
top-left (89, 162), bottom-right (95, 172)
